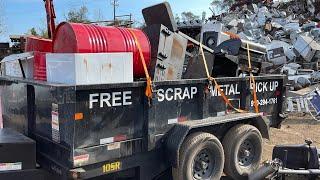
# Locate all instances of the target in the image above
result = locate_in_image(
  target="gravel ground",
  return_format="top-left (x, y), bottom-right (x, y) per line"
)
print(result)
top-left (263, 114), bottom-right (320, 162)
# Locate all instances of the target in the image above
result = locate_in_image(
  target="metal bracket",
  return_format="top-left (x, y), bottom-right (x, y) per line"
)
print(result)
top-left (161, 28), bottom-right (172, 36)
top-left (158, 52), bottom-right (168, 59)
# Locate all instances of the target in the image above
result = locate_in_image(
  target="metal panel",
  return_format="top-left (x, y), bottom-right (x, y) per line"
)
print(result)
top-left (0, 128), bottom-right (36, 170)
top-left (142, 2), bottom-right (178, 32)
top-left (25, 36), bottom-right (52, 53)
top-left (144, 24), bottom-right (188, 81)
top-left (294, 35), bottom-right (320, 62)
top-left (74, 85), bottom-right (145, 149)
top-left (1, 52), bottom-right (34, 79)
top-left (46, 53), bottom-right (133, 85)
top-left (1, 82), bottom-right (29, 135)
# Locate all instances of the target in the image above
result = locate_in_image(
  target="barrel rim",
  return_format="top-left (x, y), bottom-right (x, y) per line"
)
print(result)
top-left (53, 22), bottom-right (79, 52)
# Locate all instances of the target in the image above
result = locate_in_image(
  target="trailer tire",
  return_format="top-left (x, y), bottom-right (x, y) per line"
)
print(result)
top-left (172, 132), bottom-right (224, 180)
top-left (223, 124), bottom-right (263, 180)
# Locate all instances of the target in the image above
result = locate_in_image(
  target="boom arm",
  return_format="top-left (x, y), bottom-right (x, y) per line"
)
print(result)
top-left (44, 0), bottom-right (56, 39)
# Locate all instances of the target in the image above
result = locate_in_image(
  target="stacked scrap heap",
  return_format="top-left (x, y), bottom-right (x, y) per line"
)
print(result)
top-left (178, 0), bottom-right (320, 90)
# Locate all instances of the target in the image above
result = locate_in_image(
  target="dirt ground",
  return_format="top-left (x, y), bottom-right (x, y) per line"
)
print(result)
top-left (262, 114), bottom-right (320, 162)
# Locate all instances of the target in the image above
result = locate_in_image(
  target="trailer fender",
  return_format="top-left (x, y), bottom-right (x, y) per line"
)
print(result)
top-left (165, 124), bottom-right (191, 168)
top-left (165, 114), bottom-right (269, 168)
top-left (251, 115), bottom-right (270, 140)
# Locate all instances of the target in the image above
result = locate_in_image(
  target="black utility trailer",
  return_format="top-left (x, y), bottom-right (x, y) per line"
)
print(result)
top-left (0, 75), bottom-right (286, 180)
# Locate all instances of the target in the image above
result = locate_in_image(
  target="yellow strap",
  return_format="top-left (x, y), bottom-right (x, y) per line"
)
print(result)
top-left (199, 44), bottom-right (246, 113)
top-left (246, 43), bottom-right (259, 113)
top-left (128, 29), bottom-right (153, 103)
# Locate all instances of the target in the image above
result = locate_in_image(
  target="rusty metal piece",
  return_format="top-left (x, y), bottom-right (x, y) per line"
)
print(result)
top-left (144, 24), bottom-right (187, 81)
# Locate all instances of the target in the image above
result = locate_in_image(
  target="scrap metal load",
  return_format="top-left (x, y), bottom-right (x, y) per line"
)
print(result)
top-left (178, 0), bottom-right (320, 90)
top-left (7, 1), bottom-right (318, 86)
top-left (2, 24), bottom-right (151, 84)
top-left (53, 22), bottom-right (151, 78)
top-left (0, 2), bottom-right (289, 180)
top-left (1, 2), bottom-right (242, 84)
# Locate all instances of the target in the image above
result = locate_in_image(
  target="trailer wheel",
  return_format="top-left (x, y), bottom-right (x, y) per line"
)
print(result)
top-left (172, 132), bottom-right (224, 180)
top-left (223, 124), bottom-right (263, 180)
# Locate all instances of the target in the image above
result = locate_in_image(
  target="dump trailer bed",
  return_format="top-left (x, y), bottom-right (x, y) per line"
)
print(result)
top-left (0, 75), bottom-right (287, 179)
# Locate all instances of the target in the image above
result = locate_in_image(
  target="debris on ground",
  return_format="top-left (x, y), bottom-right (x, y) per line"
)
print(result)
top-left (263, 115), bottom-right (320, 162)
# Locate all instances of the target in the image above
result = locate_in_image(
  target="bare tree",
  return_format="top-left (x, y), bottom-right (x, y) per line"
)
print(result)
top-left (66, 6), bottom-right (90, 23)
top-left (39, 28), bottom-right (49, 39)
top-left (175, 13), bottom-right (181, 22)
top-left (93, 9), bottom-right (105, 22)
top-left (28, 18), bottom-right (49, 39)
top-left (181, 12), bottom-right (200, 21)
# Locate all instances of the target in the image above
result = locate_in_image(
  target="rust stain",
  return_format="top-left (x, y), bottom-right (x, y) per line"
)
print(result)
top-left (167, 67), bottom-right (174, 80)
top-left (102, 63), bottom-right (112, 70)
top-left (84, 58), bottom-right (88, 73)
top-left (171, 39), bottom-right (184, 61)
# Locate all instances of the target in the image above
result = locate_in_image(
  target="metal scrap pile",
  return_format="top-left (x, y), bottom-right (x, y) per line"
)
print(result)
top-left (178, 0), bottom-right (320, 90)
top-left (221, 0), bottom-right (320, 90)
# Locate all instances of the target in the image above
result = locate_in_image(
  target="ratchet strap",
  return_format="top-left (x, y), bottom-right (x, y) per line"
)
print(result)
top-left (128, 29), bottom-right (153, 103)
top-left (199, 44), bottom-right (246, 113)
top-left (246, 43), bottom-right (259, 113)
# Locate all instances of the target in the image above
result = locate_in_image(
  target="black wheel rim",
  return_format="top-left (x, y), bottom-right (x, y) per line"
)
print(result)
top-left (238, 139), bottom-right (255, 167)
top-left (192, 149), bottom-right (215, 180)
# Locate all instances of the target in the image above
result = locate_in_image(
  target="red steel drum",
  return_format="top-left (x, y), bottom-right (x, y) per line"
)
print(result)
top-left (33, 52), bottom-right (47, 81)
top-left (25, 36), bottom-right (52, 52)
top-left (53, 22), bottom-right (151, 78)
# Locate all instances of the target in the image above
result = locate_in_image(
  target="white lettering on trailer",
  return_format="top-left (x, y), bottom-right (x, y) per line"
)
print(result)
top-left (157, 87), bottom-right (198, 102)
top-left (175, 88), bottom-right (183, 100)
top-left (112, 92), bottom-right (122, 106)
top-left (252, 81), bottom-right (279, 93)
top-left (90, 94), bottom-right (99, 109)
top-left (157, 89), bottom-right (165, 102)
top-left (211, 84), bottom-right (240, 96)
top-left (211, 81), bottom-right (279, 97)
top-left (89, 91), bottom-right (132, 109)
top-left (166, 88), bottom-right (174, 101)
top-left (123, 91), bottom-right (132, 106)
top-left (100, 93), bottom-right (111, 108)
top-left (251, 98), bottom-right (278, 107)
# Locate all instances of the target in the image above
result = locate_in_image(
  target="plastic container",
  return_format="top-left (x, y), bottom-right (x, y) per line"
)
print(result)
top-left (53, 22), bottom-right (151, 78)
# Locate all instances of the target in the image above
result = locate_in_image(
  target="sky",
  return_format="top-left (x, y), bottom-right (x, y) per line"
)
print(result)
top-left (0, 0), bottom-right (213, 42)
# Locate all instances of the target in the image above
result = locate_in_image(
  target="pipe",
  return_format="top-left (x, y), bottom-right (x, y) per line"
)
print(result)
top-left (278, 169), bottom-right (320, 175)
top-left (248, 159), bottom-right (281, 180)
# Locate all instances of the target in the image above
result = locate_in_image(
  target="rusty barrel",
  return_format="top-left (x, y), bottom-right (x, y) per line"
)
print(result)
top-left (53, 22), bottom-right (151, 78)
